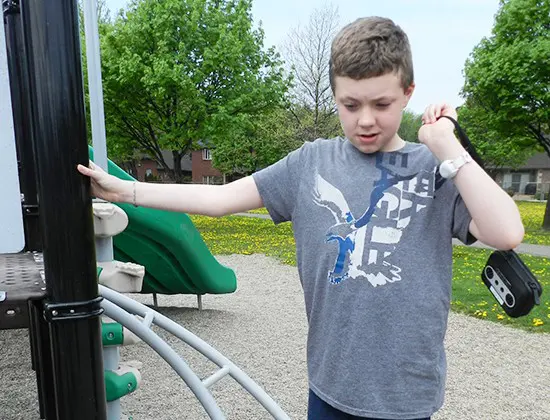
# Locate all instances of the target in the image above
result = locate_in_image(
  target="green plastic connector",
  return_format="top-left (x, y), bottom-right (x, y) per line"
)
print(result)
top-left (102, 321), bottom-right (124, 347)
top-left (104, 370), bottom-right (139, 402)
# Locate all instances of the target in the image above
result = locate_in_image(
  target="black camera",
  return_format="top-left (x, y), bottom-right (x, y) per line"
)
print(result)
top-left (481, 251), bottom-right (542, 318)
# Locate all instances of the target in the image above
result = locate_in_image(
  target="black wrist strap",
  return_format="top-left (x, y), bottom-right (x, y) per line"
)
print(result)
top-left (439, 115), bottom-right (485, 170)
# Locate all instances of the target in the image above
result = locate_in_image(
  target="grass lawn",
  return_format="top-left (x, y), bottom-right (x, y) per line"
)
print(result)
top-left (516, 201), bottom-right (550, 245)
top-left (246, 208), bottom-right (270, 215)
top-left (191, 214), bottom-right (550, 333)
top-left (248, 201), bottom-right (550, 245)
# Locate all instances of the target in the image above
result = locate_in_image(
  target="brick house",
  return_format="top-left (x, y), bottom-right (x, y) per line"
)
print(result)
top-left (492, 152), bottom-right (550, 200)
top-left (126, 147), bottom-right (244, 185)
top-left (191, 148), bottom-right (225, 184)
top-left (126, 151), bottom-right (192, 182)
top-left (128, 148), bottom-right (223, 184)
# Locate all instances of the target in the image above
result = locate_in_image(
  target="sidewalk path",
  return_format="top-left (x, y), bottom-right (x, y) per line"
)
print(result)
top-left (234, 213), bottom-right (550, 258)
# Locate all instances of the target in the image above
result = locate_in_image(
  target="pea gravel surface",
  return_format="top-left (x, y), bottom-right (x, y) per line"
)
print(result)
top-left (1, 254), bottom-right (549, 420)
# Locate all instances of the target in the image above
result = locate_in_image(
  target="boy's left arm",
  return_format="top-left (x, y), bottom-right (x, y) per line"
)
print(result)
top-left (419, 103), bottom-right (524, 250)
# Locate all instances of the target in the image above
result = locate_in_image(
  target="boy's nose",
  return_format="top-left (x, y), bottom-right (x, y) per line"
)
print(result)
top-left (358, 108), bottom-right (375, 127)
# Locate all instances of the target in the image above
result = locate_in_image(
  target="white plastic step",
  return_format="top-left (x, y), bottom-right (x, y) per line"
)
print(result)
top-left (98, 260), bottom-right (145, 293)
top-left (93, 201), bottom-right (129, 238)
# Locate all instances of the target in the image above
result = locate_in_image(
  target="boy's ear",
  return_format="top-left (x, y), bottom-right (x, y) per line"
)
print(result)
top-left (405, 83), bottom-right (415, 97)
top-left (403, 83), bottom-right (415, 106)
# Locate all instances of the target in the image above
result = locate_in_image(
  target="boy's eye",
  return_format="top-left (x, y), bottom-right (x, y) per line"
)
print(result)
top-left (344, 104), bottom-right (357, 110)
top-left (376, 103), bottom-right (390, 108)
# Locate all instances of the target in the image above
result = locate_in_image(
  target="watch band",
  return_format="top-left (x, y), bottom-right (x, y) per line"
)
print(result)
top-left (440, 151), bottom-right (472, 179)
top-left (452, 150), bottom-right (473, 169)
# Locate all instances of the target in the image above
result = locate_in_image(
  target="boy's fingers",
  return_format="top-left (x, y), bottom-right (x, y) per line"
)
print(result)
top-left (440, 103), bottom-right (456, 118)
top-left (77, 164), bottom-right (90, 174)
top-left (428, 105), bottom-right (436, 123)
top-left (422, 105), bottom-right (431, 123)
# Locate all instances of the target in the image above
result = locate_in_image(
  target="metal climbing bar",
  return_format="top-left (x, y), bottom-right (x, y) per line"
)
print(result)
top-left (100, 285), bottom-right (291, 420)
top-left (203, 366), bottom-right (231, 388)
top-left (100, 298), bottom-right (226, 420)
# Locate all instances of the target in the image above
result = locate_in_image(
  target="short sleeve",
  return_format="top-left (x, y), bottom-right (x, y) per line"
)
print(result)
top-left (451, 188), bottom-right (477, 245)
top-left (252, 143), bottom-right (311, 224)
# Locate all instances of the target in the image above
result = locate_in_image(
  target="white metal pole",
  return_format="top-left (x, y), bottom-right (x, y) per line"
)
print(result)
top-left (82, 1), bottom-right (119, 419)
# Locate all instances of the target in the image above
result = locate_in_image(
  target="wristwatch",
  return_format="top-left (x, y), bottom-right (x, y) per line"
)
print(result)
top-left (439, 151), bottom-right (472, 179)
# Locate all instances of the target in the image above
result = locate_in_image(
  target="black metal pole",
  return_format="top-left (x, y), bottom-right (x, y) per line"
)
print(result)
top-left (29, 300), bottom-right (57, 419)
top-left (20, 0), bottom-right (107, 418)
top-left (3, 0), bottom-right (42, 252)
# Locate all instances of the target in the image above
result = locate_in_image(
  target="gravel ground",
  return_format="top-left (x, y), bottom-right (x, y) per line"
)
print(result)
top-left (1, 254), bottom-right (549, 420)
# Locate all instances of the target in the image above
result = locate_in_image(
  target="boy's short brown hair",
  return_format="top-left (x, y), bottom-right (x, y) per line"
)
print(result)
top-left (329, 17), bottom-right (414, 93)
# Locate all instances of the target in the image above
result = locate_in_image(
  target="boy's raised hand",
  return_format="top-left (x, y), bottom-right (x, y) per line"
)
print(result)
top-left (418, 103), bottom-right (462, 161)
top-left (77, 162), bottom-right (128, 203)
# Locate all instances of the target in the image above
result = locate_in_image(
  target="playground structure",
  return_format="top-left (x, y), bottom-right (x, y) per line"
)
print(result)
top-left (89, 147), bottom-right (237, 306)
top-left (0, 0), bottom-right (290, 418)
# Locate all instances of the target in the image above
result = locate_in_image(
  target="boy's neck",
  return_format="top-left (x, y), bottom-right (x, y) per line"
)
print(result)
top-left (381, 136), bottom-right (407, 152)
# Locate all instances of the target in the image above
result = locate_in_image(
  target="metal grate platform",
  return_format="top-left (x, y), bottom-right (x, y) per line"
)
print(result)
top-left (0, 252), bottom-right (46, 330)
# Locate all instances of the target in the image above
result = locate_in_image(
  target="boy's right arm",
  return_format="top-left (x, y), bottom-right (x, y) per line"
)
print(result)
top-left (77, 162), bottom-right (263, 217)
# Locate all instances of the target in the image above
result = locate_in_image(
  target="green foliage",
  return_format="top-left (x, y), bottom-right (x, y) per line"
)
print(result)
top-left (99, 0), bottom-right (289, 180)
top-left (462, 0), bottom-right (550, 153)
top-left (457, 101), bottom-right (535, 170)
top-left (212, 102), bottom-right (342, 174)
top-left (212, 106), bottom-right (303, 174)
top-left (398, 109), bottom-right (422, 142)
top-left (461, 0), bottom-right (550, 228)
top-left (290, 103), bottom-right (342, 142)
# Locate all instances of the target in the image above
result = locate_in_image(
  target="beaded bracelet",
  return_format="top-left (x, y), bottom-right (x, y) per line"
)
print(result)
top-left (133, 182), bottom-right (138, 207)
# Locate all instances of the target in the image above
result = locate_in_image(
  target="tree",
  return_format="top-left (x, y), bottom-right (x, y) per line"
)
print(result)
top-left (398, 109), bottom-right (423, 143)
top-left (212, 106), bottom-right (302, 175)
top-left (457, 101), bottom-right (535, 176)
top-left (99, 0), bottom-right (288, 181)
top-left (281, 3), bottom-right (342, 141)
top-left (461, 0), bottom-right (550, 228)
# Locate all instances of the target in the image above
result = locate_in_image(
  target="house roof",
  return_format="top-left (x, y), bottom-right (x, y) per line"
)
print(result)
top-left (138, 151), bottom-right (192, 171)
top-left (499, 152), bottom-right (550, 170)
top-left (159, 150), bottom-right (192, 171)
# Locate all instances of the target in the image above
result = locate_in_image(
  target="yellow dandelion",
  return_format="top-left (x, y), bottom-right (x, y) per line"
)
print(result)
top-left (532, 318), bottom-right (544, 327)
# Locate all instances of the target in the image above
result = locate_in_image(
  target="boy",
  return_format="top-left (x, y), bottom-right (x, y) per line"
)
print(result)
top-left (78, 16), bottom-right (524, 420)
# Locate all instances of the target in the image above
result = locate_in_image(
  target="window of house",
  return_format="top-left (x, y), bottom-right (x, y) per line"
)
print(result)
top-left (202, 149), bottom-right (212, 161)
top-left (202, 175), bottom-right (223, 185)
top-left (511, 173), bottom-right (521, 193)
top-left (145, 169), bottom-right (152, 176)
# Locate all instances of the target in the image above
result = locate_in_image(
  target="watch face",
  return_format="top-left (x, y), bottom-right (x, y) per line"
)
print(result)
top-left (439, 161), bottom-right (456, 179)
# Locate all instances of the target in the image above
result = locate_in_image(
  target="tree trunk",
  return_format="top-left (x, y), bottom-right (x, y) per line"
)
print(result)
top-left (128, 162), bottom-right (138, 179)
top-left (539, 134), bottom-right (550, 230)
top-left (172, 150), bottom-right (183, 183)
top-left (542, 194), bottom-right (550, 230)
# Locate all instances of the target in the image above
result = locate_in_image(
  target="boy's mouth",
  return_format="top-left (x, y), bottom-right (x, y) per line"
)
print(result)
top-left (358, 133), bottom-right (379, 143)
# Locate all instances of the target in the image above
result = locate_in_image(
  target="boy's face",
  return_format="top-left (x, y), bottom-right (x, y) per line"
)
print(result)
top-left (333, 72), bottom-right (414, 154)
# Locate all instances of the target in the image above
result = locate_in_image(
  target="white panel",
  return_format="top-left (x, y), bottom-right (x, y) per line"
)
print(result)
top-left (0, 22), bottom-right (25, 253)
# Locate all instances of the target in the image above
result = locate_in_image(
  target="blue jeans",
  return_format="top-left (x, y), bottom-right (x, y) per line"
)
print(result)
top-left (308, 390), bottom-right (431, 420)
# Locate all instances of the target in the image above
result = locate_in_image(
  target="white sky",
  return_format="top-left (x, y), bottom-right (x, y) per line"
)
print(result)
top-left (104, 0), bottom-right (500, 114)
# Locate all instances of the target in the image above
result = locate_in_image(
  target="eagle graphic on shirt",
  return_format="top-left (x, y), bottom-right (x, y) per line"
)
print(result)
top-left (313, 152), bottom-right (444, 286)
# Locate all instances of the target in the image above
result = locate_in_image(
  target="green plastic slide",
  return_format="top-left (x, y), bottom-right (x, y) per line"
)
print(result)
top-left (89, 147), bottom-right (237, 295)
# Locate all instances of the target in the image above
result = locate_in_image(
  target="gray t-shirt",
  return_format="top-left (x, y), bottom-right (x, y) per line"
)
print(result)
top-left (252, 137), bottom-right (475, 419)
